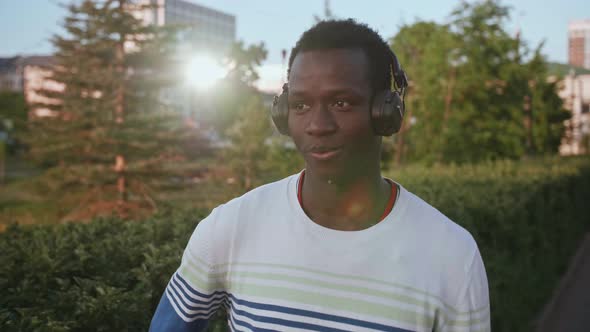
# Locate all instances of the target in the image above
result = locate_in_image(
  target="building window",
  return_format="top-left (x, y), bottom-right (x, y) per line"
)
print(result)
top-left (582, 103), bottom-right (590, 114)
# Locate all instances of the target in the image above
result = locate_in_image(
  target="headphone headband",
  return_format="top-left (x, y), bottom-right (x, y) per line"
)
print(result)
top-left (389, 50), bottom-right (408, 93)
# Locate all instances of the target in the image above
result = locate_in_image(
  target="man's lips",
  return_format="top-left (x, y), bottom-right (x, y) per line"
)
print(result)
top-left (307, 147), bottom-right (342, 160)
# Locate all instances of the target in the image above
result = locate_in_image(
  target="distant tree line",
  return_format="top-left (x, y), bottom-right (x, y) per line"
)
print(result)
top-left (389, 0), bottom-right (568, 164)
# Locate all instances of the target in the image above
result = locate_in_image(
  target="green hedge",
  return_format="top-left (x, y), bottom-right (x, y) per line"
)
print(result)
top-left (1, 157), bottom-right (589, 331)
top-left (0, 211), bottom-right (227, 332)
top-left (389, 157), bottom-right (590, 331)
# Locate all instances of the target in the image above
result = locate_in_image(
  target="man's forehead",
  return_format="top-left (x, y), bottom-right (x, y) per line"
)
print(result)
top-left (289, 48), bottom-right (371, 85)
top-left (291, 48), bottom-right (368, 69)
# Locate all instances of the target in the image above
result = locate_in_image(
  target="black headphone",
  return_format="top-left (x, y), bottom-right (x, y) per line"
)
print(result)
top-left (271, 50), bottom-right (408, 136)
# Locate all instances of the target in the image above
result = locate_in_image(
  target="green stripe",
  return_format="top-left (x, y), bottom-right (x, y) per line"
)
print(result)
top-left (181, 254), bottom-right (488, 319)
top-left (229, 279), bottom-right (434, 329)
top-left (178, 264), bottom-right (224, 292)
top-left (443, 324), bottom-right (490, 332)
top-left (179, 260), bottom-right (489, 329)
top-left (446, 312), bottom-right (490, 327)
top-left (179, 261), bottom-right (433, 327)
top-left (206, 261), bottom-right (486, 315)
top-left (216, 270), bottom-right (433, 311)
top-left (181, 262), bottom-right (435, 320)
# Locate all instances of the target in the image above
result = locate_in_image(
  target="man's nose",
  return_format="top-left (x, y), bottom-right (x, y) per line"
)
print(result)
top-left (305, 104), bottom-right (337, 136)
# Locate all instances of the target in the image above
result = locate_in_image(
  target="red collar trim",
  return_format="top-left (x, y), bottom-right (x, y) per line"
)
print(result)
top-left (297, 170), bottom-right (305, 206)
top-left (379, 179), bottom-right (397, 221)
top-left (296, 171), bottom-right (396, 222)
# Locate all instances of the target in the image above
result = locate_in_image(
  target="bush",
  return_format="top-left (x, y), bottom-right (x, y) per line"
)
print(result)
top-left (0, 210), bottom-right (227, 332)
top-left (388, 156), bottom-right (590, 331)
top-left (1, 157), bottom-right (589, 331)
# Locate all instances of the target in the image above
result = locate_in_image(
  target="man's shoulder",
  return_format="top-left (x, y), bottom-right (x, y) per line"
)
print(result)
top-left (401, 186), bottom-right (478, 259)
top-left (199, 173), bottom-right (297, 228)
top-left (221, 173), bottom-right (296, 211)
top-left (191, 174), bottom-right (297, 247)
top-left (398, 187), bottom-right (488, 320)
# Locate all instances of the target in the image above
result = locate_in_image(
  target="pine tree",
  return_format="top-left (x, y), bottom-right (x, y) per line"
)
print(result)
top-left (222, 95), bottom-right (272, 191)
top-left (26, 0), bottom-right (208, 220)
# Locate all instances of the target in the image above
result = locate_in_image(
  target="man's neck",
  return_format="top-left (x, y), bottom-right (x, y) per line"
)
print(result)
top-left (300, 168), bottom-right (392, 231)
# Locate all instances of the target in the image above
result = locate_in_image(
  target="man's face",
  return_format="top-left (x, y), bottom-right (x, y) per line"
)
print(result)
top-left (287, 48), bottom-right (381, 180)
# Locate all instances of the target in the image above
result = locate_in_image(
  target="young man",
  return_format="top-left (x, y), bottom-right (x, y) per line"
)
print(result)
top-left (150, 19), bottom-right (490, 332)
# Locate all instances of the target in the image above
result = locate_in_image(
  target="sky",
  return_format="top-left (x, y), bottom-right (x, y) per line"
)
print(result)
top-left (1, 0), bottom-right (589, 92)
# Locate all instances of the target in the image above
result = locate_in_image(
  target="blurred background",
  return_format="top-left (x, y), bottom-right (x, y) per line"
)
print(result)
top-left (0, 1), bottom-right (589, 331)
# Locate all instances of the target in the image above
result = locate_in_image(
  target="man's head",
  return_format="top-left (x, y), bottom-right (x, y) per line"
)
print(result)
top-left (285, 19), bottom-right (401, 181)
top-left (288, 19), bottom-right (397, 94)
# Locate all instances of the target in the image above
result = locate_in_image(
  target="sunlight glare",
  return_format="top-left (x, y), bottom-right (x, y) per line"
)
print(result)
top-left (185, 54), bottom-right (226, 90)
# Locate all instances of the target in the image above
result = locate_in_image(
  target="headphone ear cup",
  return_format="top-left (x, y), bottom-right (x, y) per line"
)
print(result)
top-left (371, 90), bottom-right (404, 136)
top-left (271, 86), bottom-right (290, 135)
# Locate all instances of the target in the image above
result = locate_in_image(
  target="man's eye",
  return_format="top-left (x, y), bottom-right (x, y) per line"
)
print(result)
top-left (291, 103), bottom-right (310, 112)
top-left (332, 100), bottom-right (351, 109)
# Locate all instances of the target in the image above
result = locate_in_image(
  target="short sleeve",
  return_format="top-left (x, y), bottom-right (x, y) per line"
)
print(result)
top-left (442, 248), bottom-right (491, 332)
top-left (149, 208), bottom-right (228, 332)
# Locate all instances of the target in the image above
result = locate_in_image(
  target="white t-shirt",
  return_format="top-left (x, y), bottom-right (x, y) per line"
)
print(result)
top-left (150, 173), bottom-right (490, 332)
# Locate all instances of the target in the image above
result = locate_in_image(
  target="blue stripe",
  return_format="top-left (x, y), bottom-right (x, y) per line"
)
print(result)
top-left (168, 281), bottom-right (226, 315)
top-left (171, 275), bottom-right (227, 307)
top-left (171, 273), bottom-right (414, 332)
top-left (149, 291), bottom-right (209, 332)
top-left (166, 287), bottom-right (221, 320)
top-left (228, 315), bottom-right (239, 332)
top-left (176, 272), bottom-right (228, 299)
top-left (229, 312), bottom-right (249, 332)
top-left (230, 302), bottom-right (348, 332)
top-left (228, 294), bottom-right (414, 332)
top-left (228, 300), bottom-right (279, 332)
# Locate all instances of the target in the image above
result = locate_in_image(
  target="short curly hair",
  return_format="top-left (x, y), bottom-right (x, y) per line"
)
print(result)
top-left (288, 19), bottom-right (397, 92)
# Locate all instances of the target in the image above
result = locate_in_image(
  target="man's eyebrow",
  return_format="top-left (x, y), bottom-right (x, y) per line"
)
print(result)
top-left (289, 88), bottom-right (365, 98)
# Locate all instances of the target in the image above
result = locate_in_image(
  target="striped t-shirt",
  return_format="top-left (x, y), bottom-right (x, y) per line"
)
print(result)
top-left (150, 173), bottom-right (490, 331)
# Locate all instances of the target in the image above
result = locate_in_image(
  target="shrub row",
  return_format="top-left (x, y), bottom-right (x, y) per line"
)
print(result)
top-left (0, 210), bottom-right (227, 332)
top-left (1, 157), bottom-right (589, 331)
top-left (389, 156), bottom-right (590, 331)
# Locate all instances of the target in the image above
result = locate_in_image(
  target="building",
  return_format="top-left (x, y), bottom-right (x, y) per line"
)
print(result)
top-left (3, 1), bottom-right (236, 122)
top-left (0, 56), bottom-right (63, 118)
top-left (0, 57), bottom-right (23, 92)
top-left (558, 68), bottom-right (590, 155)
top-left (134, 0), bottom-right (236, 53)
top-left (562, 19), bottom-right (590, 154)
top-left (568, 20), bottom-right (590, 69)
top-left (21, 56), bottom-right (63, 118)
top-left (132, 0), bottom-right (237, 121)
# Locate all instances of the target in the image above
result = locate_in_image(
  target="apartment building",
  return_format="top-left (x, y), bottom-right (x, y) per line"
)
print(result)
top-left (559, 69), bottom-right (590, 155)
top-left (134, 0), bottom-right (236, 53)
top-left (0, 56), bottom-right (63, 118)
top-left (569, 20), bottom-right (590, 69)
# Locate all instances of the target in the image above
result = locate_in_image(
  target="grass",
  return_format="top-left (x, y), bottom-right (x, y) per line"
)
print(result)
top-left (0, 158), bottom-right (245, 227)
top-left (2, 154), bottom-right (588, 228)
